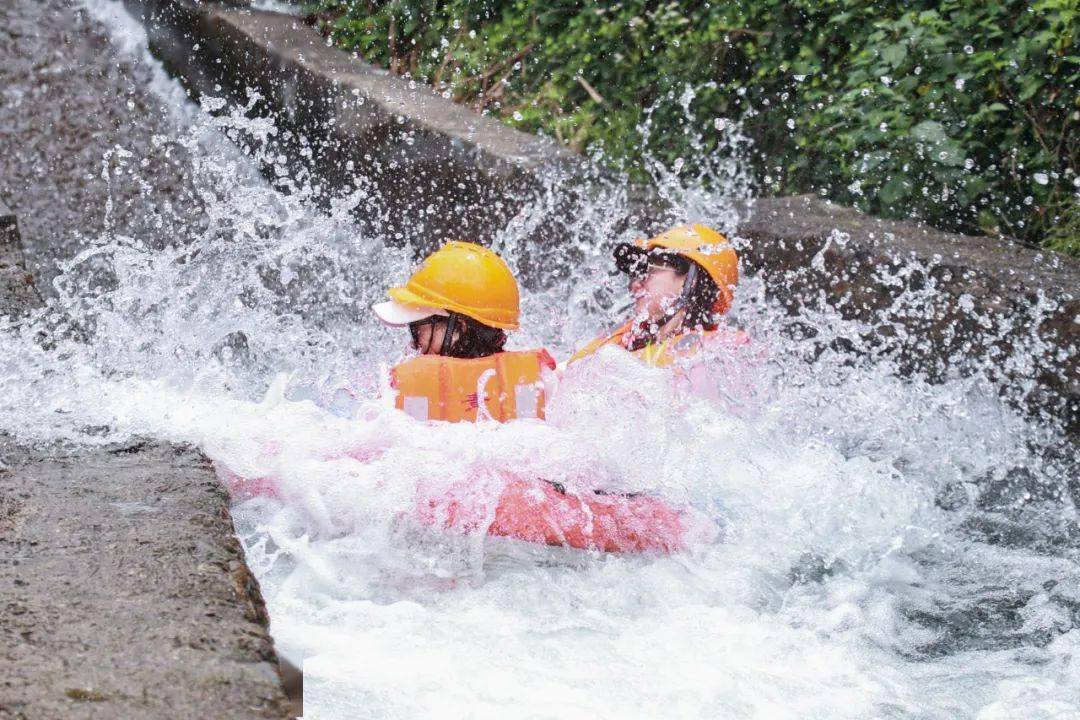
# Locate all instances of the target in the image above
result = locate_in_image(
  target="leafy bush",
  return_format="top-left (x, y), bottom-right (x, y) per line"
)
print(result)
top-left (308, 0), bottom-right (1078, 251)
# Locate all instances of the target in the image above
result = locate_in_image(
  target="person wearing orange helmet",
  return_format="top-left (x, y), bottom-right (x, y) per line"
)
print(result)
top-left (373, 241), bottom-right (556, 423)
top-left (569, 224), bottom-right (745, 367)
top-left (370, 241), bottom-right (701, 554)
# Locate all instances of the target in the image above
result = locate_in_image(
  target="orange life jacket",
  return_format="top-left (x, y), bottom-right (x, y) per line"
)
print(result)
top-left (568, 322), bottom-right (748, 368)
top-left (390, 350), bottom-right (556, 423)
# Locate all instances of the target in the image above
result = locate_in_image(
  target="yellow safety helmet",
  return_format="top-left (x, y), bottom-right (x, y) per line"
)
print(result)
top-left (381, 241), bottom-right (521, 330)
top-left (614, 224), bottom-right (739, 315)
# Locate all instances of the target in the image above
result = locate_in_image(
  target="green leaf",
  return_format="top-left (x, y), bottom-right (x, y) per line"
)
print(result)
top-left (314, 0), bottom-right (1079, 251)
top-left (934, 141), bottom-right (966, 166)
top-left (860, 151), bottom-right (889, 173)
top-left (881, 43), bottom-right (908, 68)
top-left (1018, 78), bottom-right (1043, 100)
top-left (911, 120), bottom-right (947, 144)
top-left (878, 175), bottom-right (913, 205)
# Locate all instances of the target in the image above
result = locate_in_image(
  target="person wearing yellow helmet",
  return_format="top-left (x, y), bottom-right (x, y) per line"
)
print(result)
top-left (224, 241), bottom-right (691, 554)
top-left (569, 224), bottom-right (746, 367)
top-left (373, 241), bottom-right (556, 423)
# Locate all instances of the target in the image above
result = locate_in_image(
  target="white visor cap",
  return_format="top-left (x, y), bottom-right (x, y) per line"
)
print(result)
top-left (372, 300), bottom-right (448, 327)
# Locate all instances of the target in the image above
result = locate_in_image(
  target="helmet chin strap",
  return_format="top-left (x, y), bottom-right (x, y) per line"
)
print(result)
top-left (439, 312), bottom-right (460, 356)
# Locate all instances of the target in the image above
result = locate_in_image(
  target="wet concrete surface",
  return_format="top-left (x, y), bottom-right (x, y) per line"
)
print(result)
top-left (741, 195), bottom-right (1079, 435)
top-left (0, 442), bottom-right (291, 719)
top-left (0, 1), bottom-right (293, 716)
top-left (123, 0), bottom-right (581, 250)
top-left (0, 0), bottom-right (207, 294)
top-left (0, 200), bottom-right (41, 318)
top-left (0, 203), bottom-right (292, 716)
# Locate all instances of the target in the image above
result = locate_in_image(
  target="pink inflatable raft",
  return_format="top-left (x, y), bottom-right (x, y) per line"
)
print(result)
top-left (218, 463), bottom-right (693, 554)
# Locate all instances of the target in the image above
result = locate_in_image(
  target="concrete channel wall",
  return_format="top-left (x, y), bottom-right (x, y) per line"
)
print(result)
top-left (0, 206), bottom-right (292, 718)
top-left (739, 195), bottom-right (1079, 435)
top-left (124, 0), bottom-right (580, 248)
top-left (0, 201), bottom-right (40, 318)
top-left (124, 0), bottom-right (1079, 435)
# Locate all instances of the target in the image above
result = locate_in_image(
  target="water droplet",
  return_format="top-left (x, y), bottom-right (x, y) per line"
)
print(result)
top-left (1033, 173), bottom-right (1049, 185)
top-left (964, 45), bottom-right (974, 54)
top-left (786, 118), bottom-right (795, 130)
top-left (955, 78), bottom-right (966, 91)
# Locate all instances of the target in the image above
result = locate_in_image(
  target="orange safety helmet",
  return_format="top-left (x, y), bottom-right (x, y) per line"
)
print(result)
top-left (386, 241), bottom-right (521, 330)
top-left (614, 224), bottom-right (738, 315)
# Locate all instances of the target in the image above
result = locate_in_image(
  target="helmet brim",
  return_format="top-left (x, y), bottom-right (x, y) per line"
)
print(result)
top-left (372, 300), bottom-right (448, 327)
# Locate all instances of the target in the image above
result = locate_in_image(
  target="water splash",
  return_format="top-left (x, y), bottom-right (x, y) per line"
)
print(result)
top-left (1, 2), bottom-right (1076, 718)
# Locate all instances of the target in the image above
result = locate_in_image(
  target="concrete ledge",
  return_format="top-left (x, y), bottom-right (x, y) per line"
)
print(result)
top-left (124, 0), bottom-right (580, 247)
top-left (738, 196), bottom-right (1079, 433)
top-left (0, 443), bottom-right (291, 719)
top-left (0, 205), bottom-right (291, 718)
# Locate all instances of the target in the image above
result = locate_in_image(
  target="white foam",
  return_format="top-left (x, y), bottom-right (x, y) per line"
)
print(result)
top-left (1, 6), bottom-right (1076, 717)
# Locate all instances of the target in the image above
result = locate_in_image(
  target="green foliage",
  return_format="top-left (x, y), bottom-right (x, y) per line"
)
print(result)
top-left (308, 0), bottom-right (1079, 251)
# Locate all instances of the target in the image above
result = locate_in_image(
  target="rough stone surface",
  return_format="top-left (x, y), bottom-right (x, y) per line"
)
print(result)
top-left (738, 196), bottom-right (1079, 433)
top-left (0, 1), bottom-right (293, 715)
top-left (0, 200), bottom-right (40, 318)
top-left (0, 442), bottom-right (291, 720)
top-left (122, 0), bottom-right (581, 249)
top-left (0, 0), bottom-right (209, 296)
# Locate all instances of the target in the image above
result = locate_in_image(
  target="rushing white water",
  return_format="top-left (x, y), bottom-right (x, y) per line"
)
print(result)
top-left (3, 3), bottom-right (1077, 719)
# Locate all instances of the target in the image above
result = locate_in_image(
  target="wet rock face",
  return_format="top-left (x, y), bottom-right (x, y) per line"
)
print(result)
top-left (0, 2), bottom-right (291, 716)
top-left (0, 442), bottom-right (291, 719)
top-left (0, 0), bottom-right (208, 295)
top-left (738, 196), bottom-right (1079, 435)
top-left (0, 203), bottom-right (41, 318)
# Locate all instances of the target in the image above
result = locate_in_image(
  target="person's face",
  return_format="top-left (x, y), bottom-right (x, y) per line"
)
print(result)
top-left (409, 318), bottom-right (457, 355)
top-left (629, 260), bottom-right (686, 323)
top-left (410, 318), bottom-right (446, 355)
